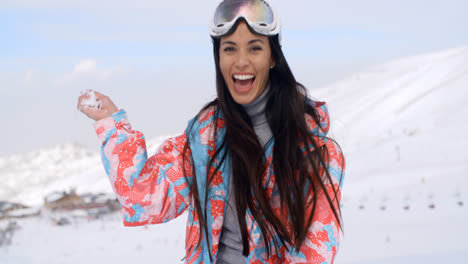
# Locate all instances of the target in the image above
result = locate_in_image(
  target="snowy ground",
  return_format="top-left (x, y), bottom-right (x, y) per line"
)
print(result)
top-left (1, 45), bottom-right (468, 263)
top-left (0, 212), bottom-right (187, 263)
top-left (1, 203), bottom-right (466, 263)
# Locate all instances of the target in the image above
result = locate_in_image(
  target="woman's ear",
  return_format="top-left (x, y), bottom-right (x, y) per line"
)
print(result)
top-left (270, 59), bottom-right (276, 69)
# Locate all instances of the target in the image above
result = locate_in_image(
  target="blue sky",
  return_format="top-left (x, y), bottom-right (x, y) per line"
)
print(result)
top-left (1, 0), bottom-right (467, 156)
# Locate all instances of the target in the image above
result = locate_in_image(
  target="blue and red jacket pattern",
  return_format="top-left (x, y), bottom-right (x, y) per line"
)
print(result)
top-left (93, 100), bottom-right (345, 264)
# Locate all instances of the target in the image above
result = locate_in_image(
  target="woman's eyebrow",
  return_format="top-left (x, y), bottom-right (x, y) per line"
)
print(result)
top-left (221, 39), bottom-right (265, 46)
top-left (221, 40), bottom-right (237, 46)
top-left (248, 39), bottom-right (264, 45)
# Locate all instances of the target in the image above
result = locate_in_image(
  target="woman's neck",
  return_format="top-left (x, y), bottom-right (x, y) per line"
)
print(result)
top-left (241, 84), bottom-right (270, 126)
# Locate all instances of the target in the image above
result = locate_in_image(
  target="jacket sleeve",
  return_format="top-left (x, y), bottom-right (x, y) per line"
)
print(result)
top-left (284, 139), bottom-right (346, 264)
top-left (93, 109), bottom-right (193, 226)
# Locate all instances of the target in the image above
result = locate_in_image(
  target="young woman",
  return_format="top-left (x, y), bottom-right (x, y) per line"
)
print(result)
top-left (77, 0), bottom-right (345, 263)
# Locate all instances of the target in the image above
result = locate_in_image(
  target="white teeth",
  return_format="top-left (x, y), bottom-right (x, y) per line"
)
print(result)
top-left (233, 74), bottom-right (255, 80)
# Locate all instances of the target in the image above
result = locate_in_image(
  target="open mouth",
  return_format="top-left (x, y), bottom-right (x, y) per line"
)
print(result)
top-left (232, 74), bottom-right (255, 93)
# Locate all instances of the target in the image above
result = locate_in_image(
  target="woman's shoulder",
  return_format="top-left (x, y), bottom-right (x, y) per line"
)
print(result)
top-left (304, 98), bottom-right (345, 182)
top-left (304, 98), bottom-right (330, 138)
top-left (198, 104), bottom-right (219, 123)
top-left (187, 101), bottom-right (220, 127)
top-left (185, 101), bottom-right (223, 140)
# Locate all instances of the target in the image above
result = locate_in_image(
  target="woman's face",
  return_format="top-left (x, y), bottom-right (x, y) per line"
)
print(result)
top-left (219, 21), bottom-right (275, 105)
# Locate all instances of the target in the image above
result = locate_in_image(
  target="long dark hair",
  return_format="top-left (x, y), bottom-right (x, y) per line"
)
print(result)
top-left (183, 22), bottom-right (344, 261)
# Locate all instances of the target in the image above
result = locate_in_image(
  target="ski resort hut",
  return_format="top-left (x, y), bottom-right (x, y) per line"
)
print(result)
top-left (44, 189), bottom-right (84, 210)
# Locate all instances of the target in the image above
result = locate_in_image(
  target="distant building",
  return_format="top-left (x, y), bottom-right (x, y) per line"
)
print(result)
top-left (43, 189), bottom-right (120, 217)
top-left (44, 189), bottom-right (84, 210)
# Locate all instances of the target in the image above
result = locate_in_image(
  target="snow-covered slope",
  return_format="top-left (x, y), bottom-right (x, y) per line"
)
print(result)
top-left (1, 45), bottom-right (468, 263)
top-left (313, 45), bottom-right (468, 197)
top-left (312, 45), bottom-right (468, 263)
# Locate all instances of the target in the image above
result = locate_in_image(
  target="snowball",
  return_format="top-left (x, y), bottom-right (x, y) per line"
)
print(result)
top-left (79, 89), bottom-right (102, 110)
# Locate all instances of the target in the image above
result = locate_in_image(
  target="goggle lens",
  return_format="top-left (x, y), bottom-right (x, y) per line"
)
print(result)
top-left (214, 0), bottom-right (274, 27)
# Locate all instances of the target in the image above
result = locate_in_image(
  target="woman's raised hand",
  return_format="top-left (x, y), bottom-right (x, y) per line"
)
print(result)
top-left (77, 90), bottom-right (119, 121)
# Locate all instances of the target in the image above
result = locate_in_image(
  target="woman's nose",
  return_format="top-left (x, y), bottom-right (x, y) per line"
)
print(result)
top-left (234, 51), bottom-right (249, 69)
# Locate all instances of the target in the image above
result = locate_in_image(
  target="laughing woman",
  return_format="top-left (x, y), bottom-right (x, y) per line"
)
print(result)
top-left (77, 0), bottom-right (345, 263)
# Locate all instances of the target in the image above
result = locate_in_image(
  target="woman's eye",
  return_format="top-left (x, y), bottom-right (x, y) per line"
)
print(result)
top-left (251, 46), bottom-right (262, 51)
top-left (224, 47), bottom-right (235, 52)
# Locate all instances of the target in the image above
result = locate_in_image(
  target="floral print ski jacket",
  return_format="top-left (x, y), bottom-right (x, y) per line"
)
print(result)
top-left (94, 100), bottom-right (345, 264)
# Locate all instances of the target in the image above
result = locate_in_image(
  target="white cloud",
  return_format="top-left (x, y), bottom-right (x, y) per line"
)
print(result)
top-left (73, 59), bottom-right (96, 73)
top-left (55, 59), bottom-right (127, 84)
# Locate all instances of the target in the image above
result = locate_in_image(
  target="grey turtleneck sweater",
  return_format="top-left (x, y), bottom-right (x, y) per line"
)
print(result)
top-left (216, 86), bottom-right (273, 264)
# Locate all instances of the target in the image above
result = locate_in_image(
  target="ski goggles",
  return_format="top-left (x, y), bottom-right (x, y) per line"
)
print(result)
top-left (210, 0), bottom-right (281, 39)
